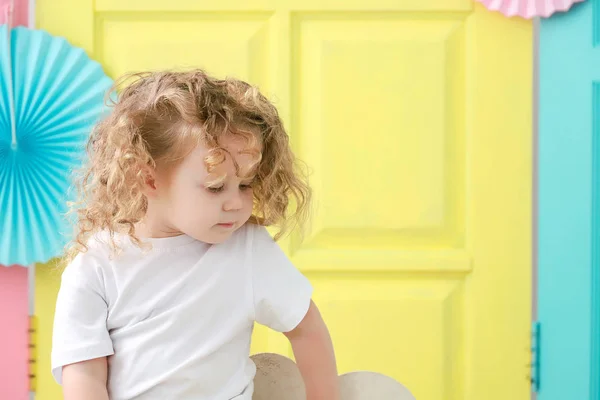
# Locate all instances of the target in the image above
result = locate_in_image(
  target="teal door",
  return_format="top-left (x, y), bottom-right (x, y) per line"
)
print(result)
top-left (539, 1), bottom-right (600, 399)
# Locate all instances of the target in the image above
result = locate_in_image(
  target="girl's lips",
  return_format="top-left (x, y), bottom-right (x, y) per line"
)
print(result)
top-left (217, 222), bottom-right (235, 228)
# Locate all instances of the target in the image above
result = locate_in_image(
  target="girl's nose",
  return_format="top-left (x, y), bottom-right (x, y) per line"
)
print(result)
top-left (223, 191), bottom-right (243, 211)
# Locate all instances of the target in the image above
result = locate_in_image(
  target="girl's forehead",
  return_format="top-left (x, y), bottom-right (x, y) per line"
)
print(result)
top-left (182, 136), bottom-right (260, 177)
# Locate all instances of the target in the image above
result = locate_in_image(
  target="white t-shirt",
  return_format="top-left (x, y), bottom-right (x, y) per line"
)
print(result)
top-left (51, 223), bottom-right (313, 400)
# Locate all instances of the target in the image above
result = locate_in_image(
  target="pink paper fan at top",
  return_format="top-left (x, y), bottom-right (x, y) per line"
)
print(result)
top-left (477, 0), bottom-right (585, 19)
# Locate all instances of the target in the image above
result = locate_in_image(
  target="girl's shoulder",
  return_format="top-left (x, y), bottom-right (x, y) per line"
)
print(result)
top-left (60, 231), bottom-right (115, 288)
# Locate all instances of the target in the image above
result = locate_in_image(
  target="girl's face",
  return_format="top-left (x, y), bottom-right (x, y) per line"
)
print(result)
top-left (146, 135), bottom-right (257, 244)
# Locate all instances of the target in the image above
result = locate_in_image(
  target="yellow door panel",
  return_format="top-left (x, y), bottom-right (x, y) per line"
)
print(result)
top-left (314, 277), bottom-right (465, 400)
top-left (35, 1), bottom-right (532, 399)
top-left (98, 15), bottom-right (272, 89)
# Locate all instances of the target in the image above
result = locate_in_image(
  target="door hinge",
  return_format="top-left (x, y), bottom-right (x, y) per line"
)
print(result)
top-left (29, 315), bottom-right (37, 392)
top-left (530, 321), bottom-right (541, 392)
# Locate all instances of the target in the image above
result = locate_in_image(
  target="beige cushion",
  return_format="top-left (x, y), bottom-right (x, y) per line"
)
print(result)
top-left (251, 353), bottom-right (416, 400)
top-left (252, 353), bottom-right (305, 400)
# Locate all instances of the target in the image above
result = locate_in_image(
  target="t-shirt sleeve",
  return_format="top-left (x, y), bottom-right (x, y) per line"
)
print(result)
top-left (51, 253), bottom-right (114, 384)
top-left (250, 225), bottom-right (313, 333)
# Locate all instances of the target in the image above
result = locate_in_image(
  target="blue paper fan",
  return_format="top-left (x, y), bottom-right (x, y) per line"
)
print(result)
top-left (0, 26), bottom-right (113, 266)
top-left (0, 25), bottom-right (14, 154)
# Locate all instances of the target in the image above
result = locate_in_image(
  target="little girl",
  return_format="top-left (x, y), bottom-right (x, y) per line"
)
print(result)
top-left (51, 70), bottom-right (340, 400)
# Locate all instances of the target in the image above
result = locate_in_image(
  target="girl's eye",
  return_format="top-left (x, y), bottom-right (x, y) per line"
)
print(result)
top-left (207, 186), bottom-right (224, 193)
top-left (240, 184), bottom-right (253, 191)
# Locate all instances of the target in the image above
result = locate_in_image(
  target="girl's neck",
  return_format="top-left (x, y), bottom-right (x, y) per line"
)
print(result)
top-left (135, 216), bottom-right (182, 239)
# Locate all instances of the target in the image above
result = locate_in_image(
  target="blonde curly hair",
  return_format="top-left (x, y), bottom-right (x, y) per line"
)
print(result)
top-left (65, 69), bottom-right (311, 261)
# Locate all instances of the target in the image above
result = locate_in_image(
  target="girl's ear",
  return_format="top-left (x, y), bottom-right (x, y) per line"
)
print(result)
top-left (141, 165), bottom-right (158, 195)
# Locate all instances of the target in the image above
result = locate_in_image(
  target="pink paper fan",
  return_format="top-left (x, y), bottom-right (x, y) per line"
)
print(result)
top-left (477, 0), bottom-right (585, 19)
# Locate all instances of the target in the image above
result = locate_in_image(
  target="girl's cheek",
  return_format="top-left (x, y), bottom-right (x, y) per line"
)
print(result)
top-left (244, 191), bottom-right (254, 204)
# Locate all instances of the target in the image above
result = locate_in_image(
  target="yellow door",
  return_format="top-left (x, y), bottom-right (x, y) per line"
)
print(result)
top-left (35, 1), bottom-right (532, 399)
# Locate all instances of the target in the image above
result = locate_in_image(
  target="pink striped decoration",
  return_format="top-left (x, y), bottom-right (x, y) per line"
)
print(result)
top-left (0, 266), bottom-right (28, 400)
top-left (1, 0), bottom-right (35, 397)
top-left (476, 0), bottom-right (584, 19)
top-left (0, 0), bottom-right (32, 27)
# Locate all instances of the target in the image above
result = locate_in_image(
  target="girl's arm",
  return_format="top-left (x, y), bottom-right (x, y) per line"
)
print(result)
top-left (62, 357), bottom-right (109, 400)
top-left (284, 300), bottom-right (340, 400)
